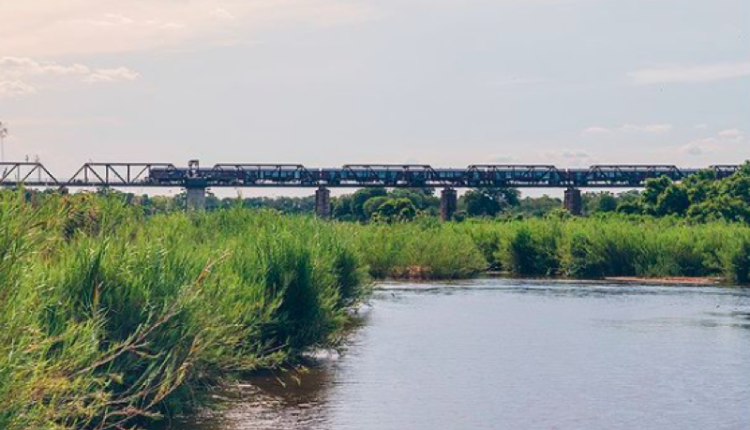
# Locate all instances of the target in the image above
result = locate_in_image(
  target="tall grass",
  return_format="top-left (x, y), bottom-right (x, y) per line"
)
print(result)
top-left (339, 220), bottom-right (486, 279)
top-left (339, 215), bottom-right (750, 282)
top-left (456, 216), bottom-right (750, 282)
top-left (0, 192), bottom-right (367, 430)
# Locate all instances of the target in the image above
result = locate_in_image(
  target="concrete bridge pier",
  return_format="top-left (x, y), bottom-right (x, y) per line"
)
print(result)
top-left (186, 186), bottom-right (207, 211)
top-left (440, 188), bottom-right (458, 221)
top-left (315, 187), bottom-right (332, 219)
top-left (564, 188), bottom-right (583, 216)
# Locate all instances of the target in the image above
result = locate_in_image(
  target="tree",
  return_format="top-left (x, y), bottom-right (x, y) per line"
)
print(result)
top-left (362, 196), bottom-right (390, 218)
top-left (516, 195), bottom-right (562, 217)
top-left (616, 201), bottom-right (642, 215)
top-left (628, 161), bottom-right (750, 223)
top-left (584, 192), bottom-right (618, 214)
top-left (656, 185), bottom-right (690, 216)
top-left (332, 195), bottom-right (354, 220)
top-left (596, 193), bottom-right (618, 213)
top-left (390, 188), bottom-right (439, 212)
top-left (642, 176), bottom-right (673, 205)
top-left (370, 198), bottom-right (417, 223)
top-left (350, 188), bottom-right (387, 221)
top-left (461, 188), bottom-right (519, 217)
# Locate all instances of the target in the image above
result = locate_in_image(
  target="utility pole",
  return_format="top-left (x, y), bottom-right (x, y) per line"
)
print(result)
top-left (0, 121), bottom-right (8, 163)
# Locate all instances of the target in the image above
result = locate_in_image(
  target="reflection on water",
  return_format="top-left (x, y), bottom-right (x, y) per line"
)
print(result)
top-left (174, 280), bottom-right (750, 430)
top-left (176, 366), bottom-right (335, 430)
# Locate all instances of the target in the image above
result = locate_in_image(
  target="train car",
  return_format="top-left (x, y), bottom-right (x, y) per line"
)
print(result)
top-left (149, 167), bottom-right (187, 183)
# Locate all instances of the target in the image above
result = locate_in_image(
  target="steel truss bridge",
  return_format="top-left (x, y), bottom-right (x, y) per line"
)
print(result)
top-left (0, 161), bottom-right (740, 189)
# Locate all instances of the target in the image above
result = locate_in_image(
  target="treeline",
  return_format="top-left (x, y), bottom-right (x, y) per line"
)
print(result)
top-left (21, 162), bottom-right (746, 224)
top-left (78, 161), bottom-right (750, 223)
top-left (616, 165), bottom-right (750, 223)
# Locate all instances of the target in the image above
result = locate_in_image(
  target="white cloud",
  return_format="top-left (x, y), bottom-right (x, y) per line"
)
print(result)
top-left (583, 123), bottom-right (672, 135)
top-left (680, 128), bottom-right (744, 156)
top-left (694, 123), bottom-right (708, 130)
top-left (681, 138), bottom-right (718, 156)
top-left (0, 81), bottom-right (37, 98)
top-left (542, 149), bottom-right (596, 166)
top-left (0, 56), bottom-right (90, 77)
top-left (717, 128), bottom-right (743, 141)
top-left (0, 57), bottom-right (139, 98)
top-left (86, 13), bottom-right (186, 30)
top-left (210, 8), bottom-right (236, 21)
top-left (0, 0), bottom-right (376, 56)
top-left (560, 150), bottom-right (591, 159)
top-left (581, 126), bottom-right (610, 135)
top-left (629, 62), bottom-right (750, 85)
top-left (89, 13), bottom-right (136, 26)
top-left (84, 67), bottom-right (140, 83)
top-left (487, 154), bottom-right (515, 163)
top-left (620, 123), bottom-right (673, 133)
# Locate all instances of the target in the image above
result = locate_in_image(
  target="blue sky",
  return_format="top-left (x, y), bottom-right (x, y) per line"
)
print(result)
top-left (1, 0), bottom-right (748, 180)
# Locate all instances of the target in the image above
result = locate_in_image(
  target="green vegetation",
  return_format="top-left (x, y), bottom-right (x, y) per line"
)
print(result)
top-left (581, 164), bottom-right (750, 222)
top-left (0, 192), bottom-right (367, 430)
top-left (344, 216), bottom-right (750, 282)
top-left (457, 217), bottom-right (750, 281)
top-left (339, 220), bottom-right (486, 279)
top-left (333, 188), bottom-right (438, 221)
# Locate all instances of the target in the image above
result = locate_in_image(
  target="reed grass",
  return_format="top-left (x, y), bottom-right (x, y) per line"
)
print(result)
top-left (0, 192), bottom-right (367, 430)
top-left (340, 215), bottom-right (750, 282)
top-left (455, 216), bottom-right (750, 281)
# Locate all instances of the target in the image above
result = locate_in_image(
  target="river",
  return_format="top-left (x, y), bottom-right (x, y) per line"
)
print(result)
top-left (174, 280), bottom-right (750, 430)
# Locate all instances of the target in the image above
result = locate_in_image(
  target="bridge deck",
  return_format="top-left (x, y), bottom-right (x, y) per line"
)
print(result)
top-left (0, 162), bottom-right (740, 188)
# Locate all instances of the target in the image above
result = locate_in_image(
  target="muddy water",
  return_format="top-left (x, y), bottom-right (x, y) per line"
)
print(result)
top-left (174, 280), bottom-right (750, 430)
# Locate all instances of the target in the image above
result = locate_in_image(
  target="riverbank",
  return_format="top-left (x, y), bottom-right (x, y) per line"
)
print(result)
top-left (605, 276), bottom-right (724, 286)
top-left (2, 192), bottom-right (750, 430)
top-left (342, 217), bottom-right (750, 284)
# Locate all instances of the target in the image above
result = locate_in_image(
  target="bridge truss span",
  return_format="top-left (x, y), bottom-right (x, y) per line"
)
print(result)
top-left (68, 163), bottom-right (179, 187)
top-left (0, 161), bottom-right (741, 189)
top-left (0, 162), bottom-right (59, 187)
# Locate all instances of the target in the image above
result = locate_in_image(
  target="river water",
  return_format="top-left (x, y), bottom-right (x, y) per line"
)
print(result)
top-left (174, 280), bottom-right (750, 430)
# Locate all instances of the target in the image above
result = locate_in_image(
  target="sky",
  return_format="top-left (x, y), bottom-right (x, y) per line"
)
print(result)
top-left (1, 0), bottom-right (749, 186)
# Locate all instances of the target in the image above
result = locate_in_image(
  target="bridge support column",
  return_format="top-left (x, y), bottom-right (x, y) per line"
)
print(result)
top-left (564, 188), bottom-right (582, 216)
top-left (440, 188), bottom-right (457, 221)
top-left (315, 187), bottom-right (331, 219)
top-left (186, 186), bottom-right (206, 211)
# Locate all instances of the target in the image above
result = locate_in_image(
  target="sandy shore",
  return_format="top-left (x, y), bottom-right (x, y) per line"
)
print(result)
top-left (604, 276), bottom-right (723, 286)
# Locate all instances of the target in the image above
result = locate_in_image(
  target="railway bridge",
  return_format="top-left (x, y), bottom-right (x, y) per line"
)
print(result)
top-left (0, 161), bottom-right (740, 219)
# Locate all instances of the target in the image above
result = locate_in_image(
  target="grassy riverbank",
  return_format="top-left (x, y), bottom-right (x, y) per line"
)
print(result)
top-left (2, 192), bottom-right (749, 429)
top-left (0, 193), bottom-right (367, 430)
top-left (343, 217), bottom-right (750, 283)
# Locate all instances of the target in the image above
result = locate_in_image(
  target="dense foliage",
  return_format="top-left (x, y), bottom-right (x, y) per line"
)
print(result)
top-left (341, 217), bottom-right (750, 283)
top-left (633, 164), bottom-right (750, 222)
top-left (457, 217), bottom-right (750, 282)
top-left (0, 193), bottom-right (368, 430)
top-left (129, 162), bottom-right (750, 223)
top-left (579, 163), bottom-right (750, 222)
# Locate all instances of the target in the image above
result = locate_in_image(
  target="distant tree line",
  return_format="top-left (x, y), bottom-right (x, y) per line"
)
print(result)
top-left (16, 161), bottom-right (750, 224)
